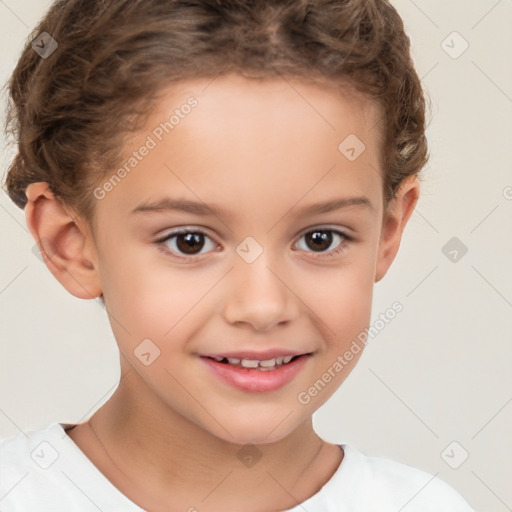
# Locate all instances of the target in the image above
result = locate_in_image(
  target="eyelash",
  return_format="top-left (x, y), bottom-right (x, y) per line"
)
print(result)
top-left (154, 227), bottom-right (353, 261)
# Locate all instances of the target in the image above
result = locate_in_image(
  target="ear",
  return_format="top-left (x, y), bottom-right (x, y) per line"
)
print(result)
top-left (374, 175), bottom-right (420, 283)
top-left (24, 182), bottom-right (102, 299)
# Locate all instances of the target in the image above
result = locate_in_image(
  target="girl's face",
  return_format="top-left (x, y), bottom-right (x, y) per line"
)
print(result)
top-left (87, 74), bottom-right (401, 444)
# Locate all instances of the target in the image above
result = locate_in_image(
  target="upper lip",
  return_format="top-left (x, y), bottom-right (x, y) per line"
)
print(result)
top-left (201, 349), bottom-right (312, 360)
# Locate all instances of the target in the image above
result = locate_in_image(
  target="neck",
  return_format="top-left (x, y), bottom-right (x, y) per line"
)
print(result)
top-left (79, 355), bottom-right (340, 512)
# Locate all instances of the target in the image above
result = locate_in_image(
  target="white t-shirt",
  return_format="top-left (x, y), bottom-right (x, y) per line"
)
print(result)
top-left (0, 422), bottom-right (475, 512)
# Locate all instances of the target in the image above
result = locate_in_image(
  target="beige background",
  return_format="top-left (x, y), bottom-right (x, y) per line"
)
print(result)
top-left (1, 1), bottom-right (511, 511)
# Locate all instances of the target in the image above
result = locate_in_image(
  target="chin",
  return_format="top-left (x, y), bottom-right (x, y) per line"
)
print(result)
top-left (204, 415), bottom-right (299, 447)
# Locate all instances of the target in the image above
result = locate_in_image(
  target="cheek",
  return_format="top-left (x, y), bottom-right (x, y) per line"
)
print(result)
top-left (95, 240), bottom-right (170, 337)
top-left (294, 253), bottom-right (376, 364)
top-left (100, 250), bottom-right (217, 353)
top-left (299, 254), bottom-right (376, 319)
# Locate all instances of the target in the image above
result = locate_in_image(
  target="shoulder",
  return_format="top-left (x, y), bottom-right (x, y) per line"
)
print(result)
top-left (0, 422), bottom-right (59, 475)
top-left (0, 422), bottom-right (143, 512)
top-left (0, 423), bottom-right (72, 510)
top-left (325, 444), bottom-right (475, 511)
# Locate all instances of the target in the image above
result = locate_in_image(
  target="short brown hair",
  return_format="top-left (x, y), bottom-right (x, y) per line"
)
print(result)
top-left (2, 0), bottom-right (429, 223)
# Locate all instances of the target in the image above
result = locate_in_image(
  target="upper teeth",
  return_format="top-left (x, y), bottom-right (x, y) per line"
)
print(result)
top-left (212, 355), bottom-right (295, 367)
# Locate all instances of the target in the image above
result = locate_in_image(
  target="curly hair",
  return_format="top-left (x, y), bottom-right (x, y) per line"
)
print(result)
top-left (2, 0), bottom-right (429, 223)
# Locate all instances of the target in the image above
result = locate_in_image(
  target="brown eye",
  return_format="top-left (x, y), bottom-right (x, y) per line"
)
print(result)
top-left (156, 229), bottom-right (217, 258)
top-left (295, 228), bottom-right (350, 257)
top-left (305, 230), bottom-right (334, 252)
top-left (175, 232), bottom-right (205, 254)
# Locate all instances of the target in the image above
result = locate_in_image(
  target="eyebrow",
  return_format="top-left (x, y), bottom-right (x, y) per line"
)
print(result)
top-left (130, 196), bottom-right (375, 218)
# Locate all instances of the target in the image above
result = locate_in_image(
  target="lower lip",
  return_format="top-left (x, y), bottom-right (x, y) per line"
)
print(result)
top-left (200, 355), bottom-right (311, 393)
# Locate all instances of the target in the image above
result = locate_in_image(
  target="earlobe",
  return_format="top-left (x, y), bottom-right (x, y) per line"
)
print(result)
top-left (374, 176), bottom-right (420, 283)
top-left (25, 182), bottom-right (102, 299)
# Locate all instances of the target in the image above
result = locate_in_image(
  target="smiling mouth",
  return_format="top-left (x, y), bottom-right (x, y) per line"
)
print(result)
top-left (200, 353), bottom-right (312, 393)
top-left (202, 354), bottom-right (305, 371)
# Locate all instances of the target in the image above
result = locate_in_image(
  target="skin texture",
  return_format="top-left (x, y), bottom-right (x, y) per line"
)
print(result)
top-left (24, 73), bottom-right (419, 512)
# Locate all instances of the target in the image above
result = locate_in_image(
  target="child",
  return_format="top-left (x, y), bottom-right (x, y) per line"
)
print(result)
top-left (0, 0), bottom-right (475, 510)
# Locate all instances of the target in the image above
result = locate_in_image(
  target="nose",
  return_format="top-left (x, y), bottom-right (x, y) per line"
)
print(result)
top-left (222, 251), bottom-right (300, 332)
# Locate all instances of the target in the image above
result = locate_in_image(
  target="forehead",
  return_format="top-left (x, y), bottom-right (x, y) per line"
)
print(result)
top-left (156, 73), bottom-right (380, 135)
top-left (128, 72), bottom-right (382, 157)
top-left (93, 73), bottom-right (384, 228)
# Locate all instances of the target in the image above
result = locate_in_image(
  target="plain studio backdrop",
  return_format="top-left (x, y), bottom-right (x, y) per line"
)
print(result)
top-left (0, 1), bottom-right (511, 511)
